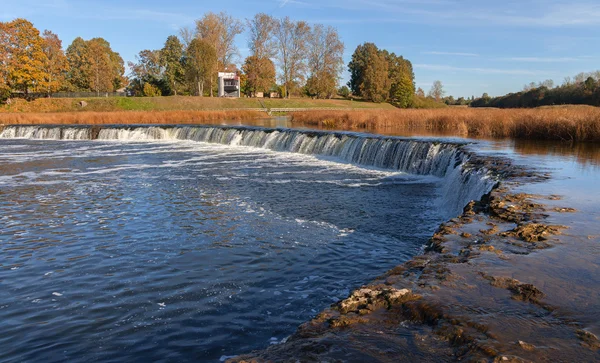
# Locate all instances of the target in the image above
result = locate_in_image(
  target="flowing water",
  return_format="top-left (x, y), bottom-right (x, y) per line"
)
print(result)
top-left (0, 125), bottom-right (495, 362)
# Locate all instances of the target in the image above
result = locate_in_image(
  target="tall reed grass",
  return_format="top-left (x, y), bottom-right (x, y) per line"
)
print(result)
top-left (290, 106), bottom-right (600, 142)
top-left (0, 110), bottom-right (264, 126)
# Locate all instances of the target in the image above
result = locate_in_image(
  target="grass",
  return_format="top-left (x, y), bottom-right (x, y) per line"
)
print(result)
top-left (290, 105), bottom-right (600, 142)
top-left (0, 110), bottom-right (264, 125)
top-left (0, 96), bottom-right (394, 113)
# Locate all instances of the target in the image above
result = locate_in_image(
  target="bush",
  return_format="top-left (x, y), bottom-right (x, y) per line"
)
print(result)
top-left (143, 83), bottom-right (162, 97)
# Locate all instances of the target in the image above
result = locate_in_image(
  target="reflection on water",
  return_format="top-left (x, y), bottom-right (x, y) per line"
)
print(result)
top-left (510, 139), bottom-right (600, 169)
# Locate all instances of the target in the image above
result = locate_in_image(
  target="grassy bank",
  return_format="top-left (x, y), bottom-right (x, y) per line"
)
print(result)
top-left (290, 106), bottom-right (600, 142)
top-left (0, 96), bottom-right (394, 113)
top-left (0, 110), bottom-right (264, 125)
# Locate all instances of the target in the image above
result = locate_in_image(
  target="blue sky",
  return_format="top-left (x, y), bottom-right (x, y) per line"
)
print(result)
top-left (3, 0), bottom-right (600, 97)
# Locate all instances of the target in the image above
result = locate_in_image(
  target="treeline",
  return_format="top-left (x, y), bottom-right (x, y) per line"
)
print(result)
top-left (471, 71), bottom-right (600, 108)
top-left (1, 14), bottom-right (423, 105)
top-left (0, 19), bottom-right (126, 100)
top-left (347, 43), bottom-right (415, 107)
top-left (129, 12), bottom-right (345, 99)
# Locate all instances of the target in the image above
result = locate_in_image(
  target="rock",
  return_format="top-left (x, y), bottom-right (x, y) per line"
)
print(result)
top-left (518, 340), bottom-right (535, 351)
top-left (79, 100), bottom-right (88, 108)
top-left (500, 223), bottom-right (567, 243)
top-left (576, 329), bottom-right (600, 350)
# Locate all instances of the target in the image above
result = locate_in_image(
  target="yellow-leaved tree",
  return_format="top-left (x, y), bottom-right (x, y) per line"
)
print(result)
top-left (3, 19), bottom-right (49, 95)
top-left (41, 30), bottom-right (69, 95)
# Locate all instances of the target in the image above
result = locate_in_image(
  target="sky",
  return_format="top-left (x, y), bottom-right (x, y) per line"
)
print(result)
top-left (3, 0), bottom-right (600, 97)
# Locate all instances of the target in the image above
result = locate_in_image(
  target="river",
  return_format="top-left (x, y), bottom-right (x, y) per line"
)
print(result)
top-left (0, 121), bottom-right (598, 362)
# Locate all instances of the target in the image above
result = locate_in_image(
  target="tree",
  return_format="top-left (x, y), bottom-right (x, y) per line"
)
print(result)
top-left (3, 19), bottom-right (49, 95)
top-left (178, 26), bottom-right (195, 48)
top-left (41, 30), bottom-right (69, 95)
top-left (66, 37), bottom-right (125, 93)
top-left (128, 49), bottom-right (164, 96)
top-left (273, 17), bottom-right (310, 98)
top-left (143, 83), bottom-right (161, 97)
top-left (0, 22), bottom-right (11, 100)
top-left (539, 79), bottom-right (554, 89)
top-left (195, 12), bottom-right (244, 97)
top-left (246, 13), bottom-right (277, 59)
top-left (360, 48), bottom-right (390, 103)
top-left (66, 37), bottom-right (90, 91)
top-left (338, 85), bottom-right (350, 98)
top-left (242, 55), bottom-right (275, 96)
top-left (428, 80), bottom-right (445, 102)
top-left (416, 87), bottom-right (425, 97)
top-left (348, 43), bottom-right (379, 97)
top-left (305, 24), bottom-right (344, 99)
top-left (184, 38), bottom-right (217, 96)
top-left (386, 52), bottom-right (414, 108)
top-left (159, 36), bottom-right (185, 95)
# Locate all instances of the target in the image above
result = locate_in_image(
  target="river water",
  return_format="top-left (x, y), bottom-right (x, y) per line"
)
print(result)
top-left (1, 122), bottom-right (598, 362)
top-left (0, 125), bottom-right (495, 362)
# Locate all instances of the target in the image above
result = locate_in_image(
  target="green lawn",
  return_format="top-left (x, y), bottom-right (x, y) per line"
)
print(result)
top-left (1, 96), bottom-right (395, 113)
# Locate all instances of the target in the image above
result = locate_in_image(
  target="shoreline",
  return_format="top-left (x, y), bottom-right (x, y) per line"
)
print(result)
top-left (229, 152), bottom-right (600, 361)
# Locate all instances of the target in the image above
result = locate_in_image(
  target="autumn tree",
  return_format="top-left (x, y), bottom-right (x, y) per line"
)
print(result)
top-left (305, 24), bottom-right (344, 99)
top-left (242, 13), bottom-right (277, 97)
top-left (242, 55), bottom-right (276, 96)
top-left (416, 87), bottom-right (425, 97)
top-left (40, 30), bottom-right (69, 95)
top-left (128, 49), bottom-right (163, 96)
top-left (428, 80), bottom-right (445, 102)
top-left (66, 37), bottom-right (125, 93)
top-left (386, 52), bottom-right (415, 108)
top-left (348, 43), bottom-right (378, 97)
top-left (66, 37), bottom-right (90, 91)
top-left (361, 48), bottom-right (390, 103)
top-left (184, 38), bottom-right (217, 96)
top-left (2, 19), bottom-right (49, 95)
top-left (0, 22), bottom-right (11, 99)
top-left (159, 36), bottom-right (185, 95)
top-left (274, 17), bottom-right (310, 98)
top-left (247, 13), bottom-right (277, 59)
top-left (195, 12), bottom-right (244, 96)
top-left (348, 43), bottom-right (388, 102)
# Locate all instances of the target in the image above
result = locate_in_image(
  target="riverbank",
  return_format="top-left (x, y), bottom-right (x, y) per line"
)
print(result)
top-left (290, 106), bottom-right (600, 142)
top-left (0, 96), bottom-right (395, 113)
top-left (230, 152), bottom-right (600, 362)
top-left (0, 110), bottom-right (265, 126)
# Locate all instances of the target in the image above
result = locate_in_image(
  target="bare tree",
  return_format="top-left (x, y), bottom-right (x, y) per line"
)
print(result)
top-left (428, 80), bottom-right (445, 102)
top-left (195, 12), bottom-right (243, 96)
top-left (306, 24), bottom-right (344, 98)
top-left (179, 26), bottom-right (195, 48)
top-left (538, 79), bottom-right (554, 89)
top-left (273, 17), bottom-right (310, 98)
top-left (247, 13), bottom-right (277, 60)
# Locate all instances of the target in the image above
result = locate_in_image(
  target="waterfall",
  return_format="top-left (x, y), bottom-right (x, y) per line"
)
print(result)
top-left (0, 125), bottom-right (90, 140)
top-left (0, 125), bottom-right (497, 216)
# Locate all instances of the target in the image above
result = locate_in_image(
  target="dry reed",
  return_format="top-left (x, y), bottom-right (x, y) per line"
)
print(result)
top-left (290, 106), bottom-right (600, 142)
top-left (0, 110), bottom-right (264, 126)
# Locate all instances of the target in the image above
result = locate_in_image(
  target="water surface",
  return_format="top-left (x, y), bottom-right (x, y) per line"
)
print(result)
top-left (0, 138), bottom-right (447, 362)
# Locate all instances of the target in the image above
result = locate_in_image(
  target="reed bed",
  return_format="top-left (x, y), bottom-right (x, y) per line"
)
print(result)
top-left (0, 110), bottom-right (264, 126)
top-left (291, 106), bottom-right (600, 142)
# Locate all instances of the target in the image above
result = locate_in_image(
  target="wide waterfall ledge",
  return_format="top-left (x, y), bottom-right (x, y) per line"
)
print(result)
top-left (0, 124), bottom-right (498, 217)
